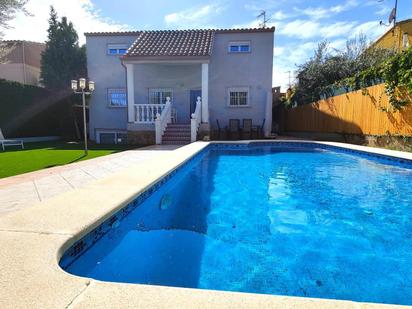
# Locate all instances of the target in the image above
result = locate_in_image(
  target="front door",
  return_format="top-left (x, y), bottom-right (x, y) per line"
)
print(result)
top-left (190, 90), bottom-right (201, 116)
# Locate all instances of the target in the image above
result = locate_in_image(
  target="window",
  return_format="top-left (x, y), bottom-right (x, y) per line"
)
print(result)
top-left (403, 33), bottom-right (409, 48)
top-left (108, 88), bottom-right (127, 107)
top-left (228, 87), bottom-right (249, 106)
top-left (228, 42), bottom-right (251, 53)
top-left (98, 131), bottom-right (127, 144)
top-left (107, 44), bottom-right (128, 55)
top-left (149, 88), bottom-right (173, 104)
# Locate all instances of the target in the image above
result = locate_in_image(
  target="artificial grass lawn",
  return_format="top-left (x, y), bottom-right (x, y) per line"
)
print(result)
top-left (0, 141), bottom-right (134, 179)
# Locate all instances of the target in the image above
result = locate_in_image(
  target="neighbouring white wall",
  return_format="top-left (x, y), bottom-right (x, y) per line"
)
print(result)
top-left (0, 63), bottom-right (41, 86)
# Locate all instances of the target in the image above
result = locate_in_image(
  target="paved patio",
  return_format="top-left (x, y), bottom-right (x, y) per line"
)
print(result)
top-left (0, 144), bottom-right (181, 215)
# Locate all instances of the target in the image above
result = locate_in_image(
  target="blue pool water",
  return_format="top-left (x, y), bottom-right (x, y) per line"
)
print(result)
top-left (62, 143), bottom-right (412, 305)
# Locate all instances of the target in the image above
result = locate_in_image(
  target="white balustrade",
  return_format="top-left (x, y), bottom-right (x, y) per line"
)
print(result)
top-left (134, 103), bottom-right (166, 123)
top-left (191, 96), bottom-right (202, 142)
top-left (155, 97), bottom-right (172, 144)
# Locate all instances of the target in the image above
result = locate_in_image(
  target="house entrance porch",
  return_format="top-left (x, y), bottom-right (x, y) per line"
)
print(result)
top-left (123, 60), bottom-right (209, 144)
top-left (124, 61), bottom-right (208, 123)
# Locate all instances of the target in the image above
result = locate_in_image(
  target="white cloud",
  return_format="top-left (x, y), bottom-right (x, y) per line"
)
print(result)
top-left (271, 10), bottom-right (293, 21)
top-left (279, 19), bottom-right (320, 39)
top-left (273, 41), bottom-right (318, 89)
top-left (231, 19), bottom-right (263, 29)
top-left (244, 0), bottom-right (302, 12)
top-left (287, 41), bottom-right (318, 64)
top-left (319, 21), bottom-right (357, 38)
top-left (279, 19), bottom-right (375, 40)
top-left (3, 0), bottom-right (128, 44)
top-left (330, 0), bottom-right (358, 13)
top-left (273, 46), bottom-right (284, 57)
top-left (297, 7), bottom-right (330, 20)
top-left (329, 39), bottom-right (347, 51)
top-left (273, 69), bottom-right (293, 90)
top-left (164, 4), bottom-right (225, 29)
top-left (295, 0), bottom-right (359, 20)
top-left (375, 6), bottom-right (392, 16)
top-left (350, 21), bottom-right (390, 40)
top-left (364, 0), bottom-right (393, 17)
top-left (244, 4), bottom-right (261, 12)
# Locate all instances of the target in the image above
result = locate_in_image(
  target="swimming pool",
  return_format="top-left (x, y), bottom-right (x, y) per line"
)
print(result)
top-left (61, 143), bottom-right (412, 305)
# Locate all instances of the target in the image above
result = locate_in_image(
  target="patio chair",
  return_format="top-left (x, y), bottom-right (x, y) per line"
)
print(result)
top-left (215, 119), bottom-right (227, 140)
top-left (0, 129), bottom-right (24, 151)
top-left (228, 119), bottom-right (240, 140)
top-left (241, 119), bottom-right (252, 140)
top-left (252, 118), bottom-right (265, 139)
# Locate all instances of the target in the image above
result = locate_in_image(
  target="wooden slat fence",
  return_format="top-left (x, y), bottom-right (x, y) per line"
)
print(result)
top-left (284, 84), bottom-right (412, 136)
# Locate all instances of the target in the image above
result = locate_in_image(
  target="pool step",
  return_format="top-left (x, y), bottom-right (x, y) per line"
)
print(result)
top-left (162, 123), bottom-right (191, 145)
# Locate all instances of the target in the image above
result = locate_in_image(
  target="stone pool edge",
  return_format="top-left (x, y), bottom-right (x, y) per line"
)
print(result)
top-left (0, 140), bottom-right (409, 309)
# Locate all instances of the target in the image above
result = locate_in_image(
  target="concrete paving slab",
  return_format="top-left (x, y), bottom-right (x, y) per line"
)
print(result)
top-left (73, 281), bottom-right (359, 309)
top-left (34, 174), bottom-right (73, 200)
top-left (0, 231), bottom-right (89, 309)
top-left (60, 168), bottom-right (96, 189)
top-left (0, 181), bottom-right (39, 214)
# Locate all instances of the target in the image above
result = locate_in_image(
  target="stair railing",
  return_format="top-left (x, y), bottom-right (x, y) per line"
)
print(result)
top-left (190, 96), bottom-right (202, 142)
top-left (155, 97), bottom-right (172, 144)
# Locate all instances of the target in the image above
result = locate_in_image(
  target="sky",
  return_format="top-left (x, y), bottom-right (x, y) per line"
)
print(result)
top-left (3, 0), bottom-right (412, 90)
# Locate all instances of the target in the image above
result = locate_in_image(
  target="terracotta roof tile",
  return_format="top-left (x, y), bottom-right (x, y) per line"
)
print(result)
top-left (125, 30), bottom-right (214, 58)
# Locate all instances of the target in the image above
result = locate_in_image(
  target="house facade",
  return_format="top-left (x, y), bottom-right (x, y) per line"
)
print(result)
top-left (372, 19), bottom-right (411, 52)
top-left (85, 27), bottom-right (274, 145)
top-left (0, 40), bottom-right (45, 86)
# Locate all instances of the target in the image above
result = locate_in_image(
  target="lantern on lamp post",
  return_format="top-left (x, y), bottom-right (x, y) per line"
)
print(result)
top-left (71, 78), bottom-right (95, 155)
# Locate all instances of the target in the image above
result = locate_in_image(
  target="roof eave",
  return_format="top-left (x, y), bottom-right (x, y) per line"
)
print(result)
top-left (215, 27), bottom-right (275, 34)
top-left (84, 27), bottom-right (276, 37)
top-left (121, 55), bottom-right (211, 63)
top-left (84, 31), bottom-right (141, 37)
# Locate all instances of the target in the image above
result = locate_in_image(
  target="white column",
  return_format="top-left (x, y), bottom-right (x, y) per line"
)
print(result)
top-left (126, 63), bottom-right (135, 122)
top-left (201, 63), bottom-right (209, 123)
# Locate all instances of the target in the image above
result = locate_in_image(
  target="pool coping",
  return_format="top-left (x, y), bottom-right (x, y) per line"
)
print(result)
top-left (0, 140), bottom-right (410, 308)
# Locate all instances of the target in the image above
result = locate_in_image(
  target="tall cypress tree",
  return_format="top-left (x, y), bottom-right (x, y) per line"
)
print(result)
top-left (40, 6), bottom-right (86, 89)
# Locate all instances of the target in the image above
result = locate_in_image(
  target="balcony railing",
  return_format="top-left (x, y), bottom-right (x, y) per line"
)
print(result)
top-left (134, 103), bottom-right (166, 123)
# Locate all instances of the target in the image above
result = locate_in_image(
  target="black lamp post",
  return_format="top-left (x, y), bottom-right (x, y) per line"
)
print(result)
top-left (71, 78), bottom-right (95, 155)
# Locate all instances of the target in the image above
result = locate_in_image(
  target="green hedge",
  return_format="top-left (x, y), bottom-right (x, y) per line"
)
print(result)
top-left (0, 79), bottom-right (51, 126)
top-left (0, 79), bottom-right (79, 138)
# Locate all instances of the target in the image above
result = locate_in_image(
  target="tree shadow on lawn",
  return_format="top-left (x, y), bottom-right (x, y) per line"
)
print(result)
top-left (43, 154), bottom-right (87, 168)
